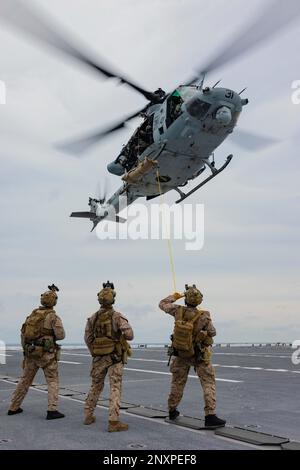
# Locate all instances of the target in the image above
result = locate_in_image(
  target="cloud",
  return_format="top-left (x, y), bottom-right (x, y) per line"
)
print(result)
top-left (0, 0), bottom-right (300, 344)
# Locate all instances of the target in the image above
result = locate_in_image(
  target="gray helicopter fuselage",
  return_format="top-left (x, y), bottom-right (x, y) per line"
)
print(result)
top-left (106, 86), bottom-right (246, 211)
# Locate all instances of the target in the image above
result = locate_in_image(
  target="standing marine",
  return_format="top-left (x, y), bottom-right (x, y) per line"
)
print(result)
top-left (159, 284), bottom-right (226, 428)
top-left (84, 281), bottom-right (134, 432)
top-left (8, 284), bottom-right (65, 419)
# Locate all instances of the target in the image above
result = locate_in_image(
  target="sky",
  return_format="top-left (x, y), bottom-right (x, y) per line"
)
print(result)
top-left (0, 0), bottom-right (299, 344)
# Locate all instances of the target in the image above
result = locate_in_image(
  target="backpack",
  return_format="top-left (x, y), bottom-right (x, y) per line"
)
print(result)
top-left (22, 308), bottom-right (53, 342)
top-left (91, 309), bottom-right (118, 356)
top-left (172, 307), bottom-right (202, 358)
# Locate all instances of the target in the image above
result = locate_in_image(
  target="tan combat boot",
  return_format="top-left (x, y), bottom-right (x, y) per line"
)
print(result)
top-left (84, 414), bottom-right (96, 425)
top-left (108, 420), bottom-right (129, 432)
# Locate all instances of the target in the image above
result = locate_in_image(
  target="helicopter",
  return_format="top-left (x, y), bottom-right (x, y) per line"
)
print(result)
top-left (1, 0), bottom-right (300, 231)
top-left (77, 83), bottom-right (247, 231)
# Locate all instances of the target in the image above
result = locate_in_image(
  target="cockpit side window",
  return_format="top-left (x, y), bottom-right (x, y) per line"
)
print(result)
top-left (186, 97), bottom-right (210, 120)
top-left (166, 91), bottom-right (183, 128)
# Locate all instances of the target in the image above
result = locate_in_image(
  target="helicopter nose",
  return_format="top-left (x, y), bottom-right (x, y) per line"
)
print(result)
top-left (215, 106), bottom-right (232, 125)
top-left (107, 161), bottom-right (125, 176)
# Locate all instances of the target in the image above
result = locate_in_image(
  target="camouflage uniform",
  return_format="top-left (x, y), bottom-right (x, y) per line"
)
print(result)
top-left (84, 307), bottom-right (133, 422)
top-left (159, 294), bottom-right (216, 416)
top-left (9, 308), bottom-right (65, 412)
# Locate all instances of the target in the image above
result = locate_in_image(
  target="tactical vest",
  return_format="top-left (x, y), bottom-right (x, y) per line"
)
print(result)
top-left (91, 309), bottom-right (132, 363)
top-left (172, 307), bottom-right (202, 359)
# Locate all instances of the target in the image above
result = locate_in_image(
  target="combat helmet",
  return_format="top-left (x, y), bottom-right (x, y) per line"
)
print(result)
top-left (40, 284), bottom-right (59, 308)
top-left (184, 284), bottom-right (203, 307)
top-left (97, 281), bottom-right (116, 307)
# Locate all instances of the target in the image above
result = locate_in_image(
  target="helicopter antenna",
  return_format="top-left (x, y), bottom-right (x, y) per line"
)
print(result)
top-left (193, 72), bottom-right (206, 89)
top-left (212, 80), bottom-right (221, 88)
top-left (238, 88), bottom-right (247, 95)
top-left (199, 72), bottom-right (206, 89)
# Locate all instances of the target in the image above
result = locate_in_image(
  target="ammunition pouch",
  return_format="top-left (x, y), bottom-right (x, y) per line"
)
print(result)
top-left (115, 342), bottom-right (122, 358)
top-left (23, 337), bottom-right (56, 359)
top-left (24, 344), bottom-right (44, 359)
top-left (42, 338), bottom-right (56, 353)
top-left (55, 345), bottom-right (61, 361)
top-left (91, 337), bottom-right (116, 357)
top-left (91, 337), bottom-right (131, 364)
top-left (119, 335), bottom-right (132, 364)
top-left (195, 344), bottom-right (212, 365)
top-left (108, 342), bottom-right (123, 365)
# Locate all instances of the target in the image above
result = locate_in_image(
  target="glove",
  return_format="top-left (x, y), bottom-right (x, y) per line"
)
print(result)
top-left (173, 292), bottom-right (184, 300)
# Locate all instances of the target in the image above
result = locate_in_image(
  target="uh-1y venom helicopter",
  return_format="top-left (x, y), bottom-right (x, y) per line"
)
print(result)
top-left (1, 0), bottom-right (300, 231)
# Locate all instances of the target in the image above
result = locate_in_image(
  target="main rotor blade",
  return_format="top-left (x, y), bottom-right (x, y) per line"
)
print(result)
top-left (57, 106), bottom-right (146, 155)
top-left (0, 0), bottom-right (155, 101)
top-left (231, 129), bottom-right (279, 151)
top-left (186, 0), bottom-right (300, 83)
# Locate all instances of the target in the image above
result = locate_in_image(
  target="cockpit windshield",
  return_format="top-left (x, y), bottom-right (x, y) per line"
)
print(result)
top-left (186, 97), bottom-right (210, 120)
top-left (166, 90), bottom-right (183, 128)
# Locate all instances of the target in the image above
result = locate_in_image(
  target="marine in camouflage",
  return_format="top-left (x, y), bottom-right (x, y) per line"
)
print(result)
top-left (9, 290), bottom-right (65, 413)
top-left (84, 291), bottom-right (133, 428)
top-left (159, 293), bottom-right (217, 416)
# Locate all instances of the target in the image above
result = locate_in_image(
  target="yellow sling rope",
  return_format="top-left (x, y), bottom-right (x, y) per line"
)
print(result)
top-left (156, 168), bottom-right (177, 293)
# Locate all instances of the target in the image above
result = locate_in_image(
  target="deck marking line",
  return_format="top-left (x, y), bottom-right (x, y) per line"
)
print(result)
top-left (124, 367), bottom-right (242, 383)
top-left (59, 360), bottom-right (82, 365)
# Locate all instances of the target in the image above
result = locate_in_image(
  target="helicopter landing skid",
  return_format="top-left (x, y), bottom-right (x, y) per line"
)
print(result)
top-left (175, 154), bottom-right (233, 204)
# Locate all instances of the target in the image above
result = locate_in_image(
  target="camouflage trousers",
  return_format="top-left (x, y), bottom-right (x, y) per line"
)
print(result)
top-left (10, 353), bottom-right (59, 411)
top-left (84, 356), bottom-right (123, 422)
top-left (168, 356), bottom-right (216, 416)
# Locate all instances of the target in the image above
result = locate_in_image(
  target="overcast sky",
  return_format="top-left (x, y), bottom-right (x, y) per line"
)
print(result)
top-left (0, 0), bottom-right (299, 344)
